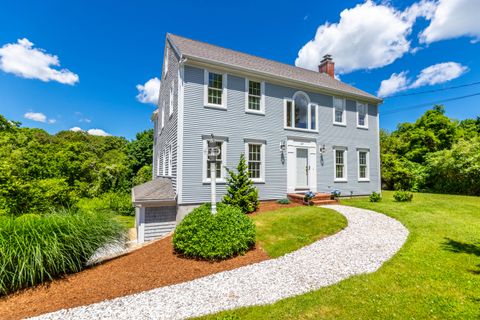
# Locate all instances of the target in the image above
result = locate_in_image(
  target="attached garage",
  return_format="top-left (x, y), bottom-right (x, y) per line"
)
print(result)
top-left (132, 178), bottom-right (177, 243)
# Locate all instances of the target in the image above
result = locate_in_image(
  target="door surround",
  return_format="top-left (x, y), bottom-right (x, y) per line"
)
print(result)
top-left (286, 137), bottom-right (317, 193)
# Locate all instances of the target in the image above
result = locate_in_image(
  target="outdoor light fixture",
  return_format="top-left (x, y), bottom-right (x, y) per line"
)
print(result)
top-left (207, 134), bottom-right (220, 214)
top-left (279, 140), bottom-right (286, 164)
top-left (319, 144), bottom-right (326, 154)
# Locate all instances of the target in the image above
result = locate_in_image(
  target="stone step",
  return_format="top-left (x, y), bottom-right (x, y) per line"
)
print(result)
top-left (312, 199), bottom-right (339, 206)
top-left (287, 192), bottom-right (334, 204)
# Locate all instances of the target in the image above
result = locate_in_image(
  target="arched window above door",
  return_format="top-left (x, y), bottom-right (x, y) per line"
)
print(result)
top-left (285, 91), bottom-right (317, 131)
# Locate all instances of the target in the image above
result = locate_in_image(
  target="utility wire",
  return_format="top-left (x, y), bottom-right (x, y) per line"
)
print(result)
top-left (382, 92), bottom-right (480, 116)
top-left (384, 81), bottom-right (480, 99)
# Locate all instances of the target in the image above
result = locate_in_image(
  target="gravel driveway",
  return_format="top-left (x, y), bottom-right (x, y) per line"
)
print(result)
top-left (32, 205), bottom-right (409, 320)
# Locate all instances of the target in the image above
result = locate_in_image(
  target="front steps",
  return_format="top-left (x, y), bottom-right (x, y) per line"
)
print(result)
top-left (287, 192), bottom-right (339, 206)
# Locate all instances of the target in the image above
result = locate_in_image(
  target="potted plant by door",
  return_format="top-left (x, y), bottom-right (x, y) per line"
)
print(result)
top-left (331, 189), bottom-right (341, 200)
top-left (303, 191), bottom-right (315, 206)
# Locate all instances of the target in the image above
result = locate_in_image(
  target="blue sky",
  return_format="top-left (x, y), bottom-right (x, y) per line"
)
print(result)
top-left (1, 0), bottom-right (479, 139)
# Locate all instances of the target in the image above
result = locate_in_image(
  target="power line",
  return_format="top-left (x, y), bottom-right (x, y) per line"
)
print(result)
top-left (382, 92), bottom-right (480, 116)
top-left (384, 81), bottom-right (480, 99)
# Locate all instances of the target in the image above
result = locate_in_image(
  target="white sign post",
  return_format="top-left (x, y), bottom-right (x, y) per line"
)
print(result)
top-left (207, 135), bottom-right (221, 214)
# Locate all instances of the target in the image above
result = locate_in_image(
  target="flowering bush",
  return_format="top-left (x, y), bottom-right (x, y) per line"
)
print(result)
top-left (331, 189), bottom-right (341, 199)
top-left (303, 191), bottom-right (315, 205)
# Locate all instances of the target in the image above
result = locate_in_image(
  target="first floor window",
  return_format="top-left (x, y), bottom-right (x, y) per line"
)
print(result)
top-left (334, 97), bottom-right (346, 125)
top-left (334, 148), bottom-right (347, 181)
top-left (358, 150), bottom-right (369, 180)
top-left (357, 102), bottom-right (367, 127)
top-left (206, 141), bottom-right (223, 179)
top-left (247, 144), bottom-right (262, 179)
top-left (207, 72), bottom-right (223, 105)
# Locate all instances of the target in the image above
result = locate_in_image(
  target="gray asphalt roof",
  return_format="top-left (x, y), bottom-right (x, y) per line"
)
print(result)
top-left (168, 34), bottom-right (381, 103)
top-left (132, 178), bottom-right (176, 203)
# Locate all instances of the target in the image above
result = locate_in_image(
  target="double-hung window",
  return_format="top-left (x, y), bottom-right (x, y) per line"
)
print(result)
top-left (333, 97), bottom-right (346, 125)
top-left (334, 148), bottom-right (347, 181)
top-left (203, 138), bottom-right (227, 182)
top-left (245, 141), bottom-right (265, 182)
top-left (357, 102), bottom-right (368, 128)
top-left (246, 79), bottom-right (264, 113)
top-left (204, 70), bottom-right (226, 107)
top-left (285, 92), bottom-right (317, 131)
top-left (358, 149), bottom-right (369, 181)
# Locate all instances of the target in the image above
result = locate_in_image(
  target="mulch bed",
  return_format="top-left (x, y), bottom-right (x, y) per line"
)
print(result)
top-left (0, 201), bottom-right (296, 320)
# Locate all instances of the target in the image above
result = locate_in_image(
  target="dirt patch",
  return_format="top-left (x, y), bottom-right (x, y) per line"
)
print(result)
top-left (0, 201), bottom-right (291, 320)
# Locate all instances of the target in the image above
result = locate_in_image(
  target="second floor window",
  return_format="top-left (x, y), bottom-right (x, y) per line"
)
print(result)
top-left (333, 98), bottom-right (346, 125)
top-left (357, 102), bottom-right (368, 128)
top-left (207, 72), bottom-right (223, 105)
top-left (285, 92), bottom-right (317, 131)
top-left (247, 80), bottom-right (261, 111)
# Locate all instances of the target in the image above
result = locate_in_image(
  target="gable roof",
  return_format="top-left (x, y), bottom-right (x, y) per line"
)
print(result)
top-left (167, 34), bottom-right (382, 103)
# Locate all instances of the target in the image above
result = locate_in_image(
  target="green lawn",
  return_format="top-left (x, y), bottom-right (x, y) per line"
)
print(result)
top-left (201, 191), bottom-right (480, 319)
top-left (252, 206), bottom-right (347, 258)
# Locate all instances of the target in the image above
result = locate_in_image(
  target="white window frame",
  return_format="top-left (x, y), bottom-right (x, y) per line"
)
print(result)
top-left (357, 149), bottom-right (370, 181)
top-left (167, 144), bottom-right (172, 176)
top-left (333, 97), bottom-right (346, 126)
top-left (333, 147), bottom-right (348, 182)
top-left (356, 102), bottom-right (368, 129)
top-left (204, 69), bottom-right (227, 109)
top-left (202, 138), bottom-right (227, 183)
top-left (162, 149), bottom-right (166, 176)
top-left (161, 105), bottom-right (165, 130)
top-left (245, 78), bottom-right (265, 115)
top-left (169, 85), bottom-right (174, 117)
top-left (283, 92), bottom-right (318, 133)
top-left (156, 155), bottom-right (161, 176)
top-left (244, 141), bottom-right (265, 183)
top-left (163, 46), bottom-right (169, 78)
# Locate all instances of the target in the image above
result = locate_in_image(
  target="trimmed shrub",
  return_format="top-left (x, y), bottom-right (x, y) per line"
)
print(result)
top-left (393, 190), bottom-right (413, 202)
top-left (277, 198), bottom-right (291, 204)
top-left (0, 210), bottom-right (126, 295)
top-left (369, 192), bottom-right (382, 202)
top-left (173, 203), bottom-right (256, 260)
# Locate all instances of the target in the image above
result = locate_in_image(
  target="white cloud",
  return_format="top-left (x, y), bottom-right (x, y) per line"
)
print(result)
top-left (24, 112), bottom-right (47, 122)
top-left (378, 72), bottom-right (409, 98)
top-left (87, 128), bottom-right (110, 136)
top-left (136, 77), bottom-right (160, 104)
top-left (377, 62), bottom-right (468, 97)
top-left (410, 62), bottom-right (468, 88)
top-left (0, 38), bottom-right (79, 84)
top-left (420, 0), bottom-right (480, 44)
top-left (69, 126), bottom-right (83, 132)
top-left (24, 111), bottom-right (56, 124)
top-left (295, 1), bottom-right (436, 74)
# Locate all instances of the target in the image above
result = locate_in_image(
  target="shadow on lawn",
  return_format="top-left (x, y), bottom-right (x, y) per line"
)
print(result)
top-left (443, 238), bottom-right (480, 275)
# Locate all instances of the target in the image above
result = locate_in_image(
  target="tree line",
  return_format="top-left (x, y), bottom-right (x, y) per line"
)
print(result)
top-left (0, 115), bottom-right (153, 215)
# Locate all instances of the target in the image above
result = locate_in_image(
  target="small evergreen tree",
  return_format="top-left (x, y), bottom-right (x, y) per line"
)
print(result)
top-left (222, 154), bottom-right (259, 213)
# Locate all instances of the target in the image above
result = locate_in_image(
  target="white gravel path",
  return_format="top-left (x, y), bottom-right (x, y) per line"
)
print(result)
top-left (31, 205), bottom-right (408, 320)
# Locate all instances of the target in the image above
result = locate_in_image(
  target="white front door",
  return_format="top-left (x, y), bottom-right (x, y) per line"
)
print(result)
top-left (296, 148), bottom-right (309, 188)
top-left (286, 138), bottom-right (317, 193)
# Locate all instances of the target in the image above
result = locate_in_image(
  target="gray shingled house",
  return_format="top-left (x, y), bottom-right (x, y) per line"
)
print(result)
top-left (132, 34), bottom-right (382, 243)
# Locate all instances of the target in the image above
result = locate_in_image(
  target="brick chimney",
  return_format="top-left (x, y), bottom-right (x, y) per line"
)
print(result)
top-left (318, 54), bottom-right (335, 78)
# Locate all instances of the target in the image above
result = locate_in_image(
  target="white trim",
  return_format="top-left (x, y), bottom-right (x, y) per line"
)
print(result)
top-left (356, 101), bottom-right (368, 129)
top-left (333, 147), bottom-right (348, 182)
top-left (245, 141), bottom-right (265, 183)
top-left (244, 78), bottom-right (265, 114)
top-left (161, 105), bottom-right (165, 130)
top-left (376, 105), bottom-right (381, 193)
top-left (357, 148), bottom-right (370, 181)
top-left (163, 46), bottom-right (169, 79)
top-left (168, 144), bottom-right (173, 176)
top-left (333, 97), bottom-right (346, 126)
top-left (184, 58), bottom-right (382, 104)
top-left (204, 69), bottom-right (227, 109)
top-left (136, 207), bottom-right (145, 244)
top-left (177, 64), bottom-right (185, 203)
top-left (286, 138), bottom-right (317, 193)
top-left (202, 138), bottom-right (227, 183)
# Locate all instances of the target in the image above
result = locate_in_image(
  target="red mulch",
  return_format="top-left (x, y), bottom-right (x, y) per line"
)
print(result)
top-left (0, 201), bottom-right (296, 320)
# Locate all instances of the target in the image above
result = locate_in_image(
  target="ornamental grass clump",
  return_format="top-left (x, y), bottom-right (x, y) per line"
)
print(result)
top-left (0, 210), bottom-right (126, 295)
top-left (173, 203), bottom-right (256, 260)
